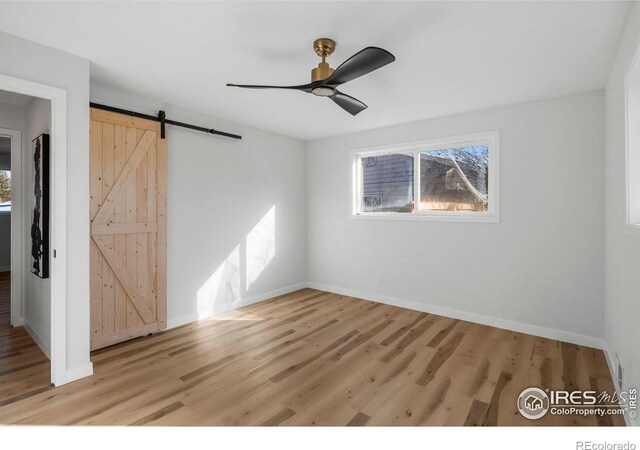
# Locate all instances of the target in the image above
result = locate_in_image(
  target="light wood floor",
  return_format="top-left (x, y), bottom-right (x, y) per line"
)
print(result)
top-left (0, 271), bottom-right (10, 326)
top-left (0, 289), bottom-right (624, 426)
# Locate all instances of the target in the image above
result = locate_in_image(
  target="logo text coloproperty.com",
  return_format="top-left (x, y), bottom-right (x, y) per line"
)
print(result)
top-left (517, 387), bottom-right (637, 420)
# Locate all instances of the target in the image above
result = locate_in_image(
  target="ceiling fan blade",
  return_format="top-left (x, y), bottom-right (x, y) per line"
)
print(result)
top-left (226, 82), bottom-right (313, 93)
top-left (331, 91), bottom-right (368, 116)
top-left (324, 47), bottom-right (395, 86)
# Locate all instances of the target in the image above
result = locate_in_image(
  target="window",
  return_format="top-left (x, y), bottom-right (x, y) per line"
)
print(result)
top-left (352, 132), bottom-right (499, 222)
top-left (626, 53), bottom-right (640, 238)
top-left (420, 146), bottom-right (488, 213)
top-left (0, 170), bottom-right (10, 214)
top-left (360, 152), bottom-right (414, 213)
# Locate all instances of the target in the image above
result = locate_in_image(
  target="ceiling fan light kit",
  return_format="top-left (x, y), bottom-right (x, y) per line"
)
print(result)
top-left (311, 86), bottom-right (335, 97)
top-left (227, 38), bottom-right (395, 115)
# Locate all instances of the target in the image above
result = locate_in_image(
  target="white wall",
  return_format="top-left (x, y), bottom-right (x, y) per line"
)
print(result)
top-left (0, 100), bottom-right (25, 133)
top-left (23, 97), bottom-right (51, 356)
top-left (0, 31), bottom-right (91, 382)
top-left (90, 84), bottom-right (307, 328)
top-left (604, 2), bottom-right (640, 427)
top-left (307, 91), bottom-right (605, 346)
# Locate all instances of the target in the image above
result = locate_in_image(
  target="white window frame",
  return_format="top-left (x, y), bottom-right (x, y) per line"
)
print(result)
top-left (625, 41), bottom-right (640, 239)
top-left (350, 131), bottom-right (500, 223)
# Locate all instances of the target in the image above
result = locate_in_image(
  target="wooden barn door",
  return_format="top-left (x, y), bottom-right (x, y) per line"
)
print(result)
top-left (89, 108), bottom-right (167, 350)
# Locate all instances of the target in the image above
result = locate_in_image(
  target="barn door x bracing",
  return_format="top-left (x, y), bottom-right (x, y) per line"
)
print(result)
top-left (90, 108), bottom-right (167, 350)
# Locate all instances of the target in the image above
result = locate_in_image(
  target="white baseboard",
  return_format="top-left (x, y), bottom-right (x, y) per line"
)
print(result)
top-left (23, 319), bottom-right (51, 360)
top-left (166, 279), bottom-right (605, 350)
top-left (166, 282), bottom-right (308, 330)
top-left (64, 362), bottom-right (94, 386)
top-left (306, 281), bottom-right (605, 350)
top-left (167, 311), bottom-right (203, 330)
top-left (0, 266), bottom-right (10, 272)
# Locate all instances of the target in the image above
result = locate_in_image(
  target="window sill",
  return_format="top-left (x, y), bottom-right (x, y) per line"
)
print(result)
top-left (351, 212), bottom-right (500, 223)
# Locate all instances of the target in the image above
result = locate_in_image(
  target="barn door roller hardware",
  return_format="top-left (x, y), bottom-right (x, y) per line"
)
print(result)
top-left (89, 102), bottom-right (242, 140)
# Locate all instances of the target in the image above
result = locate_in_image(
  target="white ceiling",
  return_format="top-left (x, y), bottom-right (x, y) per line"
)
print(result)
top-left (0, 1), bottom-right (631, 140)
top-left (0, 89), bottom-right (33, 107)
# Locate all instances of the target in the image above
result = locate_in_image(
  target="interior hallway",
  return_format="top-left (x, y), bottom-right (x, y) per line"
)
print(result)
top-left (0, 271), bottom-right (52, 407)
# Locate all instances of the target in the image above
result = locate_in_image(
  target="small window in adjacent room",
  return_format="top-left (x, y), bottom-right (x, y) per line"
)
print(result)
top-left (352, 131), bottom-right (499, 222)
top-left (0, 170), bottom-right (11, 214)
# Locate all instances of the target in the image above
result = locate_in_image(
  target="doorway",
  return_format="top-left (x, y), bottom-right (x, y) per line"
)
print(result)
top-left (0, 121), bottom-right (53, 400)
top-left (0, 134), bottom-right (12, 326)
top-left (0, 126), bottom-right (22, 331)
top-left (0, 74), bottom-right (68, 387)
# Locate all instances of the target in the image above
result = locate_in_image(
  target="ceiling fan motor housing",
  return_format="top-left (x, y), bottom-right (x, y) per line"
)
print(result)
top-left (312, 62), bottom-right (334, 82)
top-left (311, 38), bottom-right (336, 82)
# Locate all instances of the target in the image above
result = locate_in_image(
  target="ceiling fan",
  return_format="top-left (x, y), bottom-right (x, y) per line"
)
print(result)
top-left (227, 38), bottom-right (395, 116)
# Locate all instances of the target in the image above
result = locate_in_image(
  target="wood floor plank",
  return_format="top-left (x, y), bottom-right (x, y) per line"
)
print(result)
top-left (540, 356), bottom-right (554, 389)
top-left (347, 411), bottom-right (371, 426)
top-left (329, 319), bottom-right (393, 361)
top-left (379, 312), bottom-right (427, 346)
top-left (269, 330), bottom-right (359, 383)
top-left (427, 319), bottom-right (460, 348)
top-left (464, 399), bottom-right (490, 426)
top-left (261, 407), bottom-right (296, 426)
top-left (252, 319), bottom-right (338, 360)
top-left (132, 401), bottom-right (185, 426)
top-left (379, 317), bottom-right (435, 364)
top-left (382, 350), bottom-right (417, 385)
top-left (590, 376), bottom-right (614, 427)
top-left (468, 359), bottom-right (490, 397)
top-left (482, 371), bottom-right (513, 426)
top-left (561, 342), bottom-right (579, 391)
top-left (416, 332), bottom-right (465, 387)
top-left (415, 377), bottom-right (451, 424)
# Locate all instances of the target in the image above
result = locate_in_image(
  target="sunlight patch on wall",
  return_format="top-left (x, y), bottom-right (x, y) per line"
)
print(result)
top-left (246, 205), bottom-right (276, 290)
top-left (196, 245), bottom-right (241, 318)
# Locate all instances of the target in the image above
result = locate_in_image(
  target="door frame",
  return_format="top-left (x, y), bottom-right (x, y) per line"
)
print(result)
top-left (0, 127), bottom-right (23, 328)
top-left (0, 74), bottom-right (68, 386)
